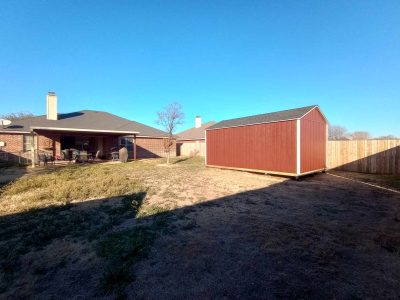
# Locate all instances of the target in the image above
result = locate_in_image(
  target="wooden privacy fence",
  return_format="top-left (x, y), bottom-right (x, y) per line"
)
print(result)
top-left (177, 141), bottom-right (206, 157)
top-left (327, 140), bottom-right (400, 175)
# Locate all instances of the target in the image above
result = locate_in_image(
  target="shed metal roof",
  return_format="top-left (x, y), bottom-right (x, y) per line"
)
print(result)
top-left (207, 105), bottom-right (319, 130)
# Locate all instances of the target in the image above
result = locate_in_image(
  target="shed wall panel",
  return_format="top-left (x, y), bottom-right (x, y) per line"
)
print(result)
top-left (207, 121), bottom-right (297, 174)
top-left (300, 108), bottom-right (327, 173)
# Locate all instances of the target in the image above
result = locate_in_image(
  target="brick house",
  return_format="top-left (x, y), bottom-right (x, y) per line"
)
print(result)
top-left (0, 92), bottom-right (175, 163)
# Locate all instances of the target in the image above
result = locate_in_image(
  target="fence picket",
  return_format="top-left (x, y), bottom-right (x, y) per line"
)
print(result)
top-left (327, 140), bottom-right (400, 175)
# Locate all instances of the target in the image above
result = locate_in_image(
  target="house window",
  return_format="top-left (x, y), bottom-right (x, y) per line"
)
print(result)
top-left (119, 137), bottom-right (134, 151)
top-left (23, 135), bottom-right (34, 152)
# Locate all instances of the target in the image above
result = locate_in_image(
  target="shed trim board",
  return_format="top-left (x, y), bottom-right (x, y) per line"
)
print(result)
top-left (299, 106), bottom-right (329, 123)
top-left (206, 118), bottom-right (299, 132)
top-left (207, 164), bottom-right (325, 177)
top-left (206, 105), bottom-right (328, 132)
top-left (296, 119), bottom-right (301, 175)
top-left (204, 129), bottom-right (207, 165)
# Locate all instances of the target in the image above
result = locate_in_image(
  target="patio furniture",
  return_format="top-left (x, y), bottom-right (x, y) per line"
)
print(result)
top-left (72, 149), bottom-right (80, 163)
top-left (111, 151), bottom-right (119, 161)
top-left (92, 150), bottom-right (101, 162)
top-left (61, 149), bottom-right (70, 161)
top-left (38, 153), bottom-right (48, 166)
top-left (80, 151), bottom-right (88, 162)
top-left (47, 154), bottom-right (55, 165)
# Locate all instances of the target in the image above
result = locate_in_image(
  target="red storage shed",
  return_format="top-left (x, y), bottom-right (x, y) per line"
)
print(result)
top-left (206, 105), bottom-right (328, 177)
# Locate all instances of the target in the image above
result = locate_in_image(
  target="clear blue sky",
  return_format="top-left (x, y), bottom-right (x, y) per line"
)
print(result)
top-left (0, 0), bottom-right (399, 136)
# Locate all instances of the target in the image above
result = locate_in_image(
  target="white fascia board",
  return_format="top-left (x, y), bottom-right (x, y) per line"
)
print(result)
top-left (30, 126), bottom-right (140, 135)
top-left (296, 119), bottom-right (301, 175)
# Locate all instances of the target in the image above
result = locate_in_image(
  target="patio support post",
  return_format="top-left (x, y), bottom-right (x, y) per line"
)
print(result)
top-left (133, 134), bottom-right (137, 161)
top-left (31, 132), bottom-right (36, 168)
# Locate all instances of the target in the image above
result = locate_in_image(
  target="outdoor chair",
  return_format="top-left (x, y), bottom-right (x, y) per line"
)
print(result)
top-left (93, 150), bottom-right (101, 162)
top-left (111, 152), bottom-right (119, 161)
top-left (80, 151), bottom-right (88, 163)
top-left (61, 150), bottom-right (70, 161)
top-left (38, 153), bottom-right (48, 166)
top-left (47, 154), bottom-right (55, 165)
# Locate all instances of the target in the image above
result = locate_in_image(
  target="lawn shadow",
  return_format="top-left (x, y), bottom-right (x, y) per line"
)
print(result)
top-left (0, 174), bottom-right (400, 299)
top-left (0, 164), bottom-right (30, 189)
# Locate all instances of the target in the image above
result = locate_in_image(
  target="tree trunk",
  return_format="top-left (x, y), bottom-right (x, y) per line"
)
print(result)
top-left (166, 149), bottom-right (170, 165)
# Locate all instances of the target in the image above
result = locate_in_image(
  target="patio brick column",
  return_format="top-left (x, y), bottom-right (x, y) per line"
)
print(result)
top-left (133, 134), bottom-right (137, 160)
top-left (31, 132), bottom-right (36, 168)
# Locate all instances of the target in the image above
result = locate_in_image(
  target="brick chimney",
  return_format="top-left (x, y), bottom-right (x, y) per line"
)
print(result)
top-left (195, 116), bottom-right (202, 128)
top-left (46, 92), bottom-right (58, 120)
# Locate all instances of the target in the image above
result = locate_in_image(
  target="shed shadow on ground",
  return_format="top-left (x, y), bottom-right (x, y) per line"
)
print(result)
top-left (0, 174), bottom-right (400, 299)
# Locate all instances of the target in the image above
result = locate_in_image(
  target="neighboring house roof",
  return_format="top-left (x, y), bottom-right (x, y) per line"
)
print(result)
top-left (208, 105), bottom-right (320, 130)
top-left (177, 121), bottom-right (217, 140)
top-left (1, 110), bottom-right (169, 137)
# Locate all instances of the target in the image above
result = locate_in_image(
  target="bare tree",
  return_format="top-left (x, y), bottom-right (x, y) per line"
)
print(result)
top-left (0, 112), bottom-right (34, 121)
top-left (156, 102), bottom-right (184, 164)
top-left (376, 135), bottom-right (398, 140)
top-left (351, 131), bottom-right (371, 140)
top-left (328, 125), bottom-right (347, 140)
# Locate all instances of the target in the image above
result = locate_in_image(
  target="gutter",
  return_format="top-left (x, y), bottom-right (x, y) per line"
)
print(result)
top-left (30, 126), bottom-right (140, 135)
top-left (0, 130), bottom-right (31, 134)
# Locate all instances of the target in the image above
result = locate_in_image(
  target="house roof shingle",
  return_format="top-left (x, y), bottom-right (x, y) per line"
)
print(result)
top-left (207, 105), bottom-right (319, 130)
top-left (1, 110), bottom-right (169, 137)
top-left (177, 121), bottom-right (217, 140)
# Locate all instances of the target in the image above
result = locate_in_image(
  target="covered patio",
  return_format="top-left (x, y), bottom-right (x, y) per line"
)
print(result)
top-left (29, 127), bottom-right (139, 166)
top-left (0, 107), bottom-right (174, 165)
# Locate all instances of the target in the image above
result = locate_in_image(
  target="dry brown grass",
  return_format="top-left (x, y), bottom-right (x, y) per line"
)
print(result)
top-left (0, 156), bottom-right (277, 297)
top-left (3, 158), bottom-right (398, 299)
top-left (0, 156), bottom-right (282, 297)
top-left (0, 163), bottom-right (144, 215)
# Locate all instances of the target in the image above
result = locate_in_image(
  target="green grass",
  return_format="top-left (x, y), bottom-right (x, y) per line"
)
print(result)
top-left (96, 226), bottom-right (156, 294)
top-left (382, 175), bottom-right (400, 190)
top-left (137, 204), bottom-right (171, 218)
top-left (96, 211), bottom-right (173, 296)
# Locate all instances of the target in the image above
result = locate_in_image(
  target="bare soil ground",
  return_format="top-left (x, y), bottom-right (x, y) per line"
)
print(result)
top-left (0, 157), bottom-right (399, 299)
